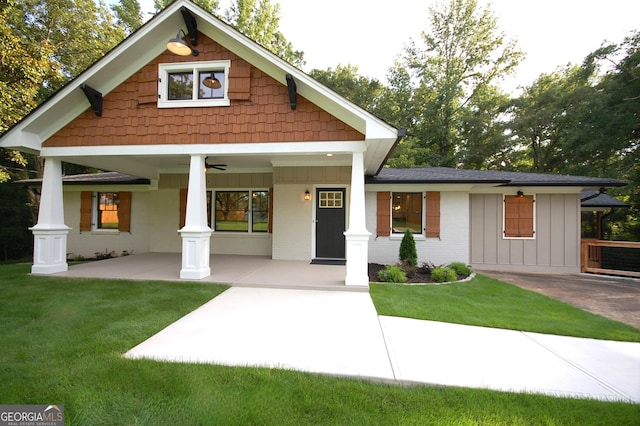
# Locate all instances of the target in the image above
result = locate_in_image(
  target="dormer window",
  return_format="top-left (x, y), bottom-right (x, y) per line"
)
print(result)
top-left (158, 60), bottom-right (230, 108)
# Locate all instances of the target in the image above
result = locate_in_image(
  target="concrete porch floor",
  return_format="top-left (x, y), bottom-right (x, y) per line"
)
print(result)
top-left (55, 253), bottom-right (358, 291)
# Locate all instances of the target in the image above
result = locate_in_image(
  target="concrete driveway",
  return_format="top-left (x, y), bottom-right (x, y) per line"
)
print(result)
top-left (480, 271), bottom-right (640, 329)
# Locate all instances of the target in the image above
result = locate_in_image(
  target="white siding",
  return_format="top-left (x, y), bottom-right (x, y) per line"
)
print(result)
top-left (65, 190), bottom-right (150, 259)
top-left (272, 184), bottom-right (313, 260)
top-left (366, 190), bottom-right (469, 266)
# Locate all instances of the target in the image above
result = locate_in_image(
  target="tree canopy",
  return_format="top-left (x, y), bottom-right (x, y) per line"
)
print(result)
top-left (1, 0), bottom-right (638, 243)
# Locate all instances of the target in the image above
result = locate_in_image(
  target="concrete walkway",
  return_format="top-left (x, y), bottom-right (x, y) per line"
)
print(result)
top-left (125, 287), bottom-right (640, 403)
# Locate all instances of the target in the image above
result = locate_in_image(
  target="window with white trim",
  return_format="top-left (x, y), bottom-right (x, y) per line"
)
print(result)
top-left (96, 192), bottom-right (119, 229)
top-left (392, 192), bottom-right (423, 234)
top-left (214, 190), bottom-right (269, 232)
top-left (158, 60), bottom-right (230, 108)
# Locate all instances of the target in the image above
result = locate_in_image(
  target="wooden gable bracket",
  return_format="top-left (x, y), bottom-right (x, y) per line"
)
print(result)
top-left (180, 7), bottom-right (198, 46)
top-left (80, 84), bottom-right (103, 117)
top-left (286, 73), bottom-right (297, 110)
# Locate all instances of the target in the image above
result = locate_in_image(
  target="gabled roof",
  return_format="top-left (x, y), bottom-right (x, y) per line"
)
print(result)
top-left (366, 167), bottom-right (626, 188)
top-left (0, 0), bottom-right (399, 172)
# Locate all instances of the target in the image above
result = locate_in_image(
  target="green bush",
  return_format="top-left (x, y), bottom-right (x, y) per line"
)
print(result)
top-left (399, 229), bottom-right (418, 267)
top-left (378, 265), bottom-right (408, 283)
top-left (431, 266), bottom-right (458, 283)
top-left (448, 261), bottom-right (471, 276)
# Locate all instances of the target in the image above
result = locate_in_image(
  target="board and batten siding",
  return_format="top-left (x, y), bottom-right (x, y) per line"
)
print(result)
top-left (469, 193), bottom-right (581, 273)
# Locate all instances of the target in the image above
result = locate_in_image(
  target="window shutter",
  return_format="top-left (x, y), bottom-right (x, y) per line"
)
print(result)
top-left (376, 192), bottom-right (391, 236)
top-left (425, 191), bottom-right (440, 237)
top-left (80, 191), bottom-right (93, 231)
top-left (117, 192), bottom-right (132, 232)
top-left (179, 188), bottom-right (188, 228)
top-left (504, 195), bottom-right (534, 237)
top-left (268, 187), bottom-right (274, 234)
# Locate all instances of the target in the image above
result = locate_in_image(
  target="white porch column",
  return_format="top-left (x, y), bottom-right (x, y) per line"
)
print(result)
top-left (344, 149), bottom-right (371, 286)
top-left (30, 157), bottom-right (71, 274)
top-left (179, 154), bottom-right (212, 279)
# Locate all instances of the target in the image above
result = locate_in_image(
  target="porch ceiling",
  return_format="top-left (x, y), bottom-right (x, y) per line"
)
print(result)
top-left (56, 151), bottom-right (353, 178)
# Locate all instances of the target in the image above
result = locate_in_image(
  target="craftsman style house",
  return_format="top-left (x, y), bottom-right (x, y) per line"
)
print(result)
top-left (0, 0), bottom-right (624, 285)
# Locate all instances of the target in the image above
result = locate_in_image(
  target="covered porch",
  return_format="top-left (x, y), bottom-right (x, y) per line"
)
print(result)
top-left (51, 253), bottom-right (361, 291)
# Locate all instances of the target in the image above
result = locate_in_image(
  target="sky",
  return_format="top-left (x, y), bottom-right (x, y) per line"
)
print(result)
top-left (136, 0), bottom-right (640, 94)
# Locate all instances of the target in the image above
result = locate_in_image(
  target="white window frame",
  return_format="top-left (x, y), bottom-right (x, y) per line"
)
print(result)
top-left (158, 60), bottom-right (231, 108)
top-left (212, 189), bottom-right (269, 233)
top-left (92, 191), bottom-right (120, 234)
top-left (390, 191), bottom-right (426, 237)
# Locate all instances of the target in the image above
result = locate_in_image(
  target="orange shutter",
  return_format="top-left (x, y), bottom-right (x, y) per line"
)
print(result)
top-left (504, 195), bottom-right (534, 237)
top-left (425, 191), bottom-right (440, 237)
top-left (117, 192), bottom-right (132, 232)
top-left (179, 188), bottom-right (188, 228)
top-left (80, 191), bottom-right (93, 231)
top-left (376, 192), bottom-right (391, 236)
top-left (268, 187), bottom-right (273, 234)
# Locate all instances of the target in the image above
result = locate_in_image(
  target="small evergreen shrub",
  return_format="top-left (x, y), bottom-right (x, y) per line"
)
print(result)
top-left (399, 229), bottom-right (418, 267)
top-left (378, 265), bottom-right (408, 283)
top-left (448, 261), bottom-right (472, 276)
top-left (431, 266), bottom-right (458, 283)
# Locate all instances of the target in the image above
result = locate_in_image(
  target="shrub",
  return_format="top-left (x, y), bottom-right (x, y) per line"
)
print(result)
top-left (431, 266), bottom-right (457, 283)
top-left (378, 265), bottom-right (407, 283)
top-left (448, 261), bottom-right (472, 276)
top-left (399, 229), bottom-right (418, 267)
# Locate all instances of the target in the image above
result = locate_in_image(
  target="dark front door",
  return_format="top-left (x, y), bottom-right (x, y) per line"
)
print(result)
top-left (315, 188), bottom-right (346, 259)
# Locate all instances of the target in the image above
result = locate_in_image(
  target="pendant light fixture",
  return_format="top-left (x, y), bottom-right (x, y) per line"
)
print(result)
top-left (202, 73), bottom-right (222, 89)
top-left (167, 29), bottom-right (199, 56)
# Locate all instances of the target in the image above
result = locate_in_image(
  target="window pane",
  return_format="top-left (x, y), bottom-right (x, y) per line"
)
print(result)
top-left (97, 192), bottom-right (119, 229)
top-left (215, 191), bottom-right (249, 231)
top-left (392, 192), bottom-right (422, 233)
top-left (198, 71), bottom-right (225, 99)
top-left (168, 72), bottom-right (193, 100)
top-left (252, 191), bottom-right (269, 232)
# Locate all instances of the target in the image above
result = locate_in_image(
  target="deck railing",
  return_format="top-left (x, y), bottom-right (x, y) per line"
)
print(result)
top-left (580, 239), bottom-right (640, 278)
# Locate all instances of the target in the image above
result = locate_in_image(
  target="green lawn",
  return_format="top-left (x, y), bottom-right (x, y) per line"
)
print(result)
top-left (1, 263), bottom-right (638, 425)
top-left (370, 274), bottom-right (640, 342)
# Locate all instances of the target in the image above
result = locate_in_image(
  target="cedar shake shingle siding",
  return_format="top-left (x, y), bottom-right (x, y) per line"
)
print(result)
top-left (44, 33), bottom-right (364, 148)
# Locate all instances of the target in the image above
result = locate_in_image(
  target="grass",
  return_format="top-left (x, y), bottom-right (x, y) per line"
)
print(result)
top-left (1, 263), bottom-right (639, 424)
top-left (370, 274), bottom-right (640, 342)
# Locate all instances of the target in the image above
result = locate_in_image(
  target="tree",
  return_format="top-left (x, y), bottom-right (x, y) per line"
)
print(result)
top-left (224, 0), bottom-right (304, 67)
top-left (154, 0), bottom-right (219, 14)
top-left (506, 64), bottom-right (596, 173)
top-left (6, 0), bottom-right (126, 102)
top-left (308, 64), bottom-right (384, 113)
top-left (112, 0), bottom-right (142, 34)
top-left (0, 0), bottom-right (54, 183)
top-left (386, 0), bottom-right (523, 167)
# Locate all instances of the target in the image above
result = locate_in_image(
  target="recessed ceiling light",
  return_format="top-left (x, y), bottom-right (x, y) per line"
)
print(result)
top-left (326, 153), bottom-right (333, 157)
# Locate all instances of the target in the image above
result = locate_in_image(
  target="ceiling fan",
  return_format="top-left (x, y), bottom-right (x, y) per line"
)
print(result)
top-left (204, 157), bottom-right (227, 171)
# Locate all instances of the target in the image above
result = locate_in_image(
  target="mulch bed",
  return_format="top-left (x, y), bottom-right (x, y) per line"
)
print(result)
top-left (368, 263), bottom-right (433, 283)
top-left (368, 263), bottom-right (471, 284)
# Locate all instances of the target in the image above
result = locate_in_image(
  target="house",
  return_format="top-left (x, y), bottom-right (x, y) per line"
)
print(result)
top-left (0, 0), bottom-right (625, 285)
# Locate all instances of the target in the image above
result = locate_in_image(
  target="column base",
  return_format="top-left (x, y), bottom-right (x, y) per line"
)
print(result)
top-left (344, 230), bottom-right (371, 287)
top-left (179, 229), bottom-right (212, 280)
top-left (30, 226), bottom-right (71, 275)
